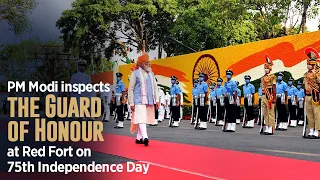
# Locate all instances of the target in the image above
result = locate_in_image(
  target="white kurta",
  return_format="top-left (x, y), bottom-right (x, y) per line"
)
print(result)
top-left (128, 69), bottom-right (159, 124)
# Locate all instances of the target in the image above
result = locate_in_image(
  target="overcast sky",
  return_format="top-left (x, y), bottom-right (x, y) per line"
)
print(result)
top-left (0, 0), bottom-right (319, 60)
top-left (0, 0), bottom-right (74, 44)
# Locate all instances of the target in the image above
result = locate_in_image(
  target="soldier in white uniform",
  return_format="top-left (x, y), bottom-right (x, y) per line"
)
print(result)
top-left (164, 92), bottom-right (171, 119)
top-left (150, 79), bottom-right (165, 126)
top-left (70, 59), bottom-right (92, 120)
top-left (158, 84), bottom-right (165, 122)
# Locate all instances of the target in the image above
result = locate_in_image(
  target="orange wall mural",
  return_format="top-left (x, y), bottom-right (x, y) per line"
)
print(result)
top-left (117, 30), bottom-right (320, 105)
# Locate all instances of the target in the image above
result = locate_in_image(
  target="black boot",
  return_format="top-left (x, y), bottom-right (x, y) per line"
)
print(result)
top-left (114, 126), bottom-right (123, 129)
top-left (143, 138), bottom-right (149, 146)
top-left (135, 139), bottom-right (143, 144)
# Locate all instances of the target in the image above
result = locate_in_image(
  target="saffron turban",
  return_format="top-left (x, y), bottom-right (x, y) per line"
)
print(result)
top-left (134, 53), bottom-right (149, 70)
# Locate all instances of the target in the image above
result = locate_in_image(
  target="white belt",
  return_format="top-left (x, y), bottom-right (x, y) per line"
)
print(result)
top-left (288, 95), bottom-right (294, 99)
top-left (199, 94), bottom-right (205, 106)
top-left (171, 95), bottom-right (177, 98)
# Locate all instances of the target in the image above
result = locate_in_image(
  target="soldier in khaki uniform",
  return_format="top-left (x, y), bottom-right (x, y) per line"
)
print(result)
top-left (260, 55), bottom-right (277, 135)
top-left (303, 48), bottom-right (320, 139)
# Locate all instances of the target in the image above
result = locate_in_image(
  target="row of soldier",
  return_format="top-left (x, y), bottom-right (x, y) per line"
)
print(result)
top-left (187, 47), bottom-right (320, 139)
top-left (101, 47), bottom-right (319, 140)
top-left (190, 71), bottom-right (305, 131)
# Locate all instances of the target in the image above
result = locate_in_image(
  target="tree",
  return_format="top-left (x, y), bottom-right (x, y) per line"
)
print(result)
top-left (0, 39), bottom-right (39, 82)
top-left (243, 0), bottom-right (292, 39)
top-left (56, 0), bottom-right (121, 59)
top-left (0, 39), bottom-right (75, 87)
top-left (295, 0), bottom-right (320, 33)
top-left (163, 0), bottom-right (259, 56)
top-left (0, 0), bottom-right (38, 34)
top-left (245, 0), bottom-right (320, 37)
top-left (31, 41), bottom-right (73, 84)
top-left (57, 0), bottom-right (320, 59)
top-left (112, 0), bottom-right (179, 52)
top-left (57, 0), bottom-right (180, 59)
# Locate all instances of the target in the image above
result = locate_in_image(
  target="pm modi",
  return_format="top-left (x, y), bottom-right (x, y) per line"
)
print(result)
top-left (128, 53), bottom-right (160, 146)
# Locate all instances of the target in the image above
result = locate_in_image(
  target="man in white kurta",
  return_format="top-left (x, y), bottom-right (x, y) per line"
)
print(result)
top-left (128, 53), bottom-right (159, 146)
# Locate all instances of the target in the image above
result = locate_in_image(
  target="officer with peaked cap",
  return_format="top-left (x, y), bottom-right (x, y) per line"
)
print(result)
top-left (287, 77), bottom-right (298, 127)
top-left (261, 55), bottom-right (277, 135)
top-left (243, 75), bottom-right (255, 128)
top-left (195, 73), bottom-right (209, 130)
top-left (170, 76), bottom-right (181, 127)
top-left (191, 79), bottom-right (199, 124)
top-left (235, 81), bottom-right (241, 124)
top-left (70, 59), bottom-right (92, 120)
top-left (209, 83), bottom-right (217, 123)
top-left (223, 70), bottom-right (238, 132)
top-left (275, 71), bottom-right (288, 131)
top-left (114, 72), bottom-right (126, 128)
top-left (215, 77), bottom-right (227, 126)
top-left (296, 81), bottom-right (305, 126)
top-left (303, 47), bottom-right (320, 139)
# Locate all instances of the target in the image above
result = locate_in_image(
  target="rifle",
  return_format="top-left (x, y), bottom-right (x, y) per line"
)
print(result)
top-left (242, 108), bottom-right (246, 127)
top-left (190, 100), bottom-right (194, 124)
top-left (207, 99), bottom-right (211, 122)
top-left (194, 106), bottom-right (199, 129)
top-left (168, 106), bottom-right (173, 127)
top-left (222, 108), bottom-right (227, 131)
top-left (222, 96), bottom-right (227, 131)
